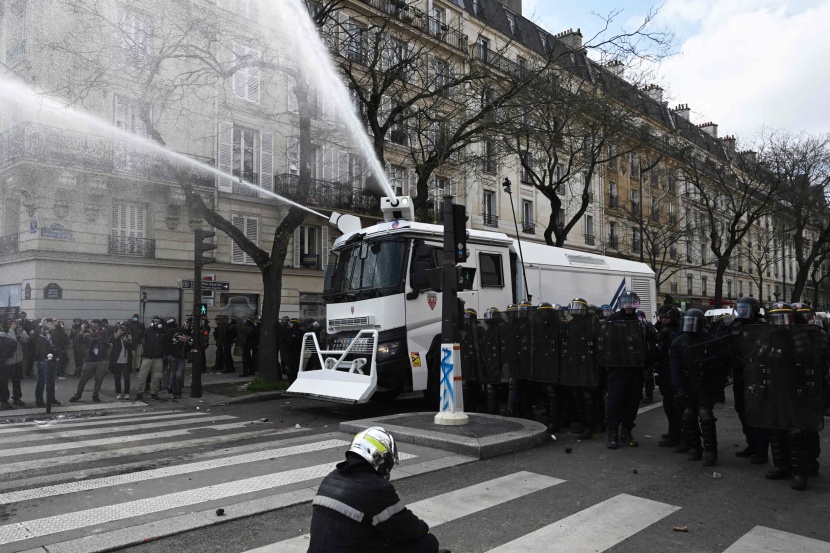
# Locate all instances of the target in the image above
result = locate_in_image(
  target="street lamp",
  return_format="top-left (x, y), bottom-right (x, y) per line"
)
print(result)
top-left (502, 177), bottom-right (531, 302)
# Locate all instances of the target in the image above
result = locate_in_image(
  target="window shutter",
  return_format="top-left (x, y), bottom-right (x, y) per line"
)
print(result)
top-left (287, 137), bottom-right (300, 175)
top-left (232, 43), bottom-right (247, 100)
top-left (322, 145), bottom-right (333, 181)
top-left (339, 13), bottom-right (350, 50)
top-left (217, 121), bottom-right (233, 192)
top-left (293, 227), bottom-right (301, 268)
top-left (231, 214), bottom-right (245, 264)
top-left (321, 225), bottom-right (330, 268)
top-left (322, 17), bottom-right (335, 49)
top-left (260, 130), bottom-right (273, 194)
top-left (245, 217), bottom-right (258, 265)
top-left (247, 49), bottom-right (261, 103)
top-left (135, 204), bottom-right (146, 238)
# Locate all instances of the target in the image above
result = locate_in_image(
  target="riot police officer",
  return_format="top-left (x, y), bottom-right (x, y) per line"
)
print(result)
top-left (532, 302), bottom-right (564, 433)
top-left (505, 300), bottom-right (534, 419)
top-left (461, 308), bottom-right (485, 412)
top-left (480, 307), bottom-right (505, 415)
top-left (654, 305), bottom-right (683, 447)
top-left (669, 308), bottom-right (725, 467)
top-left (565, 298), bottom-right (599, 439)
top-left (725, 296), bottom-right (769, 464)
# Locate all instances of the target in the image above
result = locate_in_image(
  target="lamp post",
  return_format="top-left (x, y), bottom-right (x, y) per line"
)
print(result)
top-left (502, 177), bottom-right (531, 302)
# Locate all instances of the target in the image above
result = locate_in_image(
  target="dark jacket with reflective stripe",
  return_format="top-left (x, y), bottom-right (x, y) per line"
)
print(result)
top-left (308, 454), bottom-right (430, 553)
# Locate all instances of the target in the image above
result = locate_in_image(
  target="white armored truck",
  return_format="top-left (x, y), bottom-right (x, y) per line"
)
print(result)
top-left (285, 197), bottom-right (656, 404)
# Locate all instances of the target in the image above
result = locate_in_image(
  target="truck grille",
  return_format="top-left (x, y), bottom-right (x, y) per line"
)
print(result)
top-left (328, 336), bottom-right (376, 354)
top-left (329, 316), bottom-right (374, 328)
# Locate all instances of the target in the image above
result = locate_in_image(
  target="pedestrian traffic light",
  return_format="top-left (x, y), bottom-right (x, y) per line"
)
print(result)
top-left (195, 229), bottom-right (217, 268)
top-left (198, 304), bottom-right (208, 317)
top-left (452, 204), bottom-right (469, 263)
top-left (456, 266), bottom-right (476, 291)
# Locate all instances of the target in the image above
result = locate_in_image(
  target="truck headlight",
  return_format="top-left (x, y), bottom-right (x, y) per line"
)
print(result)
top-left (376, 340), bottom-right (405, 361)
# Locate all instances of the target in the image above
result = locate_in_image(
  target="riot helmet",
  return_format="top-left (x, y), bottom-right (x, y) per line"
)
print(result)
top-left (587, 304), bottom-right (599, 317)
top-left (657, 304), bottom-right (681, 326)
top-left (768, 302), bottom-right (794, 325)
top-left (569, 298), bottom-right (588, 316)
top-left (464, 308), bottom-right (478, 321)
top-left (506, 304), bottom-right (518, 321)
top-left (537, 302), bottom-right (553, 310)
top-left (348, 427), bottom-right (399, 477)
top-left (791, 302), bottom-right (815, 325)
top-left (619, 291), bottom-right (640, 312)
top-left (734, 296), bottom-right (761, 322)
top-left (682, 308), bottom-right (705, 334)
top-left (483, 307), bottom-right (501, 321)
top-left (517, 299), bottom-right (532, 318)
top-left (150, 315), bottom-right (165, 330)
top-left (600, 304), bottom-right (613, 319)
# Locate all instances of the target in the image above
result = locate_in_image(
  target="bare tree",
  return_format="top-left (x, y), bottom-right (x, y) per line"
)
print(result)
top-left (736, 224), bottom-right (781, 301)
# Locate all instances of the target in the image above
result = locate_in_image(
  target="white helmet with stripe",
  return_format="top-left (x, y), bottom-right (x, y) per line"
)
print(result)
top-left (348, 426), bottom-right (399, 476)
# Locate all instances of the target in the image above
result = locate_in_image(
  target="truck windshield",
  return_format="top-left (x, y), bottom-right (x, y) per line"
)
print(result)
top-left (325, 238), bottom-right (409, 303)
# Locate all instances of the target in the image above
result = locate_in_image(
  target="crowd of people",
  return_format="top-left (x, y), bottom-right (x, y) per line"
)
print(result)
top-left (457, 293), bottom-right (830, 491)
top-left (0, 311), bottom-right (322, 408)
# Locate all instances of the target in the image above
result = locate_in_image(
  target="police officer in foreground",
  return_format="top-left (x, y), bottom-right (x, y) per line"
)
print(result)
top-left (725, 296), bottom-right (769, 464)
top-left (654, 305), bottom-right (683, 447)
top-left (669, 308), bottom-right (724, 467)
top-left (308, 427), bottom-right (449, 553)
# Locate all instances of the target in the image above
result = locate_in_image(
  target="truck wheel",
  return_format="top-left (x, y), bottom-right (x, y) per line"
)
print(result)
top-left (370, 389), bottom-right (401, 403)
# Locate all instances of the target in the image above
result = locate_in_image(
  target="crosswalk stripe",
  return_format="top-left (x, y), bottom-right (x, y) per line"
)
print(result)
top-left (0, 428), bottom-right (294, 476)
top-left (0, 402), bottom-right (148, 416)
top-left (1, 414), bottom-right (238, 444)
top-left (0, 411), bottom-right (202, 433)
top-left (0, 420), bottom-right (256, 458)
top-left (265, 471), bottom-right (566, 553)
top-left (723, 526), bottom-right (830, 553)
top-left (0, 453), bottom-right (416, 546)
top-left (485, 493), bottom-right (680, 552)
top-left (0, 439), bottom-right (350, 504)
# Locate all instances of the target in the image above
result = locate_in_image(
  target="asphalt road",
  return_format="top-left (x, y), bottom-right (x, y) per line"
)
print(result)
top-left (120, 388), bottom-right (830, 553)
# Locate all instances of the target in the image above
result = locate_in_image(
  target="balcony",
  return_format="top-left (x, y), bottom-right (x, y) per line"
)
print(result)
top-left (274, 174), bottom-right (379, 215)
top-left (232, 170), bottom-right (259, 196)
top-left (300, 253), bottom-right (320, 269)
top-left (109, 235), bottom-right (155, 258)
top-left (521, 170), bottom-right (532, 184)
top-left (585, 234), bottom-right (595, 245)
top-left (483, 213), bottom-right (499, 227)
top-left (355, 0), bottom-right (468, 52)
top-left (0, 122), bottom-right (214, 187)
top-left (474, 45), bottom-right (523, 76)
top-left (0, 233), bottom-right (19, 255)
top-left (522, 220), bottom-right (535, 234)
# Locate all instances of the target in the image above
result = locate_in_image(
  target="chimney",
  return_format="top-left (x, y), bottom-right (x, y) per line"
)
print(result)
top-left (555, 28), bottom-right (583, 50)
top-left (642, 84), bottom-right (664, 103)
top-left (720, 135), bottom-right (736, 153)
top-left (698, 122), bottom-right (718, 138)
top-left (740, 150), bottom-right (757, 164)
top-left (497, 0), bottom-right (522, 15)
top-left (605, 59), bottom-right (624, 79)
top-left (673, 103), bottom-right (690, 121)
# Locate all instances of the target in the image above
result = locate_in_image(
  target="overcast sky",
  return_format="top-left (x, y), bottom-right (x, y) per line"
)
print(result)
top-left (522, 0), bottom-right (830, 148)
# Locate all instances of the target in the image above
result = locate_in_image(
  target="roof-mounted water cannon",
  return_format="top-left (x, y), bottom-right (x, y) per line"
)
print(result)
top-left (329, 212), bottom-right (363, 235)
top-left (381, 196), bottom-right (415, 222)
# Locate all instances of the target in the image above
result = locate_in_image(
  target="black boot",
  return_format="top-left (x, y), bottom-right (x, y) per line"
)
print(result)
top-left (658, 433), bottom-right (681, 447)
top-left (578, 391), bottom-right (596, 439)
top-left (486, 385), bottom-right (500, 416)
top-left (544, 385), bottom-right (560, 432)
top-left (681, 407), bottom-right (700, 456)
top-left (607, 426), bottom-right (619, 450)
top-left (700, 414), bottom-right (718, 467)
top-left (620, 426), bottom-right (639, 447)
top-left (787, 428), bottom-right (808, 491)
top-left (735, 445), bottom-right (755, 458)
top-left (765, 430), bottom-right (790, 480)
top-left (505, 378), bottom-right (521, 417)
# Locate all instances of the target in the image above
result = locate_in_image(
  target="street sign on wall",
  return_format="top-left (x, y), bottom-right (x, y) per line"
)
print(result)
top-left (180, 279), bottom-right (230, 291)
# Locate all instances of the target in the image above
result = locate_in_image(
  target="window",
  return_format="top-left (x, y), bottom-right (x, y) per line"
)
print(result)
top-left (739, 280), bottom-right (743, 297)
top-left (338, 152), bottom-right (364, 186)
top-left (520, 152), bottom-right (533, 184)
top-left (650, 195), bottom-right (659, 221)
top-left (522, 201), bottom-right (534, 232)
top-left (431, 119), bottom-right (448, 150)
top-left (727, 280), bottom-right (733, 299)
top-left (348, 85), bottom-right (364, 117)
top-left (686, 241), bottom-right (692, 262)
top-left (505, 10), bottom-right (519, 35)
top-left (650, 168), bottom-right (659, 187)
top-left (431, 59), bottom-right (449, 97)
top-left (116, 5), bottom-right (151, 67)
top-left (609, 222), bottom-right (618, 249)
top-left (632, 228), bottom-right (641, 254)
top-left (233, 43), bottom-right (261, 103)
top-left (669, 203), bottom-right (676, 225)
top-left (483, 140), bottom-right (496, 174)
top-left (346, 20), bottom-right (367, 62)
top-left (608, 144), bottom-right (617, 170)
top-left (294, 225), bottom-right (323, 269)
top-left (231, 215), bottom-right (258, 265)
top-left (482, 190), bottom-right (497, 227)
top-left (700, 244), bottom-right (707, 264)
top-left (391, 165), bottom-right (406, 196)
top-left (631, 189), bottom-right (640, 212)
top-left (433, 177), bottom-right (448, 217)
top-left (687, 275), bottom-right (693, 295)
top-left (234, 0), bottom-right (259, 21)
top-left (114, 95), bottom-right (150, 172)
top-left (668, 170), bottom-right (676, 192)
top-left (4, 0), bottom-right (26, 64)
top-left (702, 276), bottom-right (708, 296)
top-left (671, 281), bottom-right (678, 294)
top-left (479, 253), bottom-right (504, 287)
top-left (608, 181), bottom-right (618, 208)
top-left (670, 243), bottom-right (677, 260)
top-left (585, 215), bottom-right (595, 245)
top-left (630, 153), bottom-right (639, 177)
top-left (112, 202), bottom-right (147, 240)
top-left (476, 37), bottom-right (489, 62)
top-left (389, 99), bottom-right (407, 145)
top-left (233, 126), bottom-right (257, 186)
top-left (430, 6), bottom-right (445, 36)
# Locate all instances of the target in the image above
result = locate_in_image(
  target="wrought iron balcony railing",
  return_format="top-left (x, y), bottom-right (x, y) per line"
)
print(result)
top-left (585, 234), bottom-right (596, 245)
top-left (608, 237), bottom-right (619, 249)
top-left (0, 122), bottom-right (214, 187)
top-left (0, 233), bottom-right (19, 255)
top-left (522, 220), bottom-right (535, 233)
top-left (274, 174), bottom-right (379, 215)
top-left (232, 170), bottom-right (259, 196)
top-left (483, 213), bottom-right (499, 227)
top-left (109, 235), bottom-right (155, 258)
top-left (483, 159), bottom-right (497, 174)
top-left (474, 45), bottom-right (522, 76)
top-left (356, 0), bottom-right (468, 52)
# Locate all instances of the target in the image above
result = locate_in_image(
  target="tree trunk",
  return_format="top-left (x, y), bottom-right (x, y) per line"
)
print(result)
top-left (257, 263), bottom-right (282, 382)
top-left (790, 265), bottom-right (812, 303)
top-left (713, 257), bottom-right (729, 308)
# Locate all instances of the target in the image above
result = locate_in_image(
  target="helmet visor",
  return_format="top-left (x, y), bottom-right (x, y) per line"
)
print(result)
top-left (735, 303), bottom-right (753, 320)
top-left (769, 312), bottom-right (794, 325)
top-left (569, 301), bottom-right (587, 315)
top-left (620, 295), bottom-right (639, 310)
top-left (682, 315), bottom-right (703, 333)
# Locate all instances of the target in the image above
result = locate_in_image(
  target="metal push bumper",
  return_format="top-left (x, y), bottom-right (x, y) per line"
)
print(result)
top-left (285, 330), bottom-right (379, 404)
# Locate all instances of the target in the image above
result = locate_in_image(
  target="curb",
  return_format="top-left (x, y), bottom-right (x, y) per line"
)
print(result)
top-left (224, 391), bottom-right (285, 405)
top-left (340, 412), bottom-right (549, 459)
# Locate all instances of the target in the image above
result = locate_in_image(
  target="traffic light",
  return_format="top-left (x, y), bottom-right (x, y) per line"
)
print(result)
top-left (197, 303), bottom-right (208, 318)
top-left (195, 229), bottom-right (217, 268)
top-left (427, 267), bottom-right (443, 292)
top-left (452, 204), bottom-right (469, 263)
top-left (456, 266), bottom-right (476, 291)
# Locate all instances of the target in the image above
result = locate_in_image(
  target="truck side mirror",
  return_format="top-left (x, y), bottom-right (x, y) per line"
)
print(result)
top-left (407, 243), bottom-right (434, 300)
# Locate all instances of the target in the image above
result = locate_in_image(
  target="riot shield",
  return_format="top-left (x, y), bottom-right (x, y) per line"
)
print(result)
top-left (531, 312), bottom-right (560, 384)
top-left (596, 320), bottom-right (646, 367)
top-left (741, 325), bottom-right (824, 432)
top-left (682, 335), bottom-right (731, 396)
top-left (560, 316), bottom-right (599, 387)
top-left (460, 320), bottom-right (485, 383)
top-left (479, 320), bottom-right (505, 384)
top-left (506, 318), bottom-right (533, 380)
